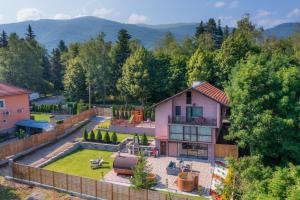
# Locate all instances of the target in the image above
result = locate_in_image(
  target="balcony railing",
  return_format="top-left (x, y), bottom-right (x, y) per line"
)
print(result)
top-left (168, 115), bottom-right (217, 126)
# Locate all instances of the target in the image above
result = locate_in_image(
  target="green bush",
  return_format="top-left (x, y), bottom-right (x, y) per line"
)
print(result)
top-left (116, 110), bottom-right (119, 119)
top-left (125, 111), bottom-right (129, 119)
top-left (15, 129), bottom-right (26, 139)
top-left (141, 133), bottom-right (148, 145)
top-left (104, 131), bottom-right (110, 143)
top-left (56, 120), bottom-right (63, 124)
top-left (83, 129), bottom-right (88, 141)
top-left (77, 100), bottom-right (88, 114)
top-left (95, 130), bottom-right (102, 142)
top-left (89, 130), bottom-right (95, 141)
top-left (111, 132), bottom-right (118, 144)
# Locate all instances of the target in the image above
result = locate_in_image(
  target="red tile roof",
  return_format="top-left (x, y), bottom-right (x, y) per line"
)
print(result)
top-left (0, 83), bottom-right (30, 97)
top-left (194, 82), bottom-right (229, 106)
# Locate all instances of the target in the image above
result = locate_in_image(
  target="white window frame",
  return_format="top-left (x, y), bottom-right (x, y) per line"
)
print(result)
top-left (0, 99), bottom-right (5, 109)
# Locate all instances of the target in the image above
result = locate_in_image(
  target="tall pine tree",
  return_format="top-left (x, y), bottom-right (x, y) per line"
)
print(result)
top-left (50, 48), bottom-right (64, 91)
top-left (112, 29), bottom-right (131, 95)
top-left (195, 21), bottom-right (205, 39)
top-left (0, 30), bottom-right (8, 48)
top-left (25, 24), bottom-right (35, 40)
top-left (58, 40), bottom-right (68, 53)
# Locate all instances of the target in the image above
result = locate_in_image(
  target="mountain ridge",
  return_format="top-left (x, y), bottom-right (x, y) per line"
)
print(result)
top-left (0, 16), bottom-right (299, 51)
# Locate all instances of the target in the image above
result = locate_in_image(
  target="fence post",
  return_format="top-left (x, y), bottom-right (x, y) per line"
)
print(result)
top-left (95, 180), bottom-right (98, 198)
top-left (8, 159), bottom-right (14, 178)
top-left (28, 166), bottom-right (31, 182)
top-left (80, 176), bottom-right (82, 194)
top-left (128, 187), bottom-right (130, 200)
top-left (52, 171), bottom-right (55, 187)
top-left (111, 183), bottom-right (114, 200)
top-left (66, 174), bottom-right (68, 191)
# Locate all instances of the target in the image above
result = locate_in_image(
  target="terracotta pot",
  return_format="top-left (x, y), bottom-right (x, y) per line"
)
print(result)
top-left (146, 173), bottom-right (156, 181)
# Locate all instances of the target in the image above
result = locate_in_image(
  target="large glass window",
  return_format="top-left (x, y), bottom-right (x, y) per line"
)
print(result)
top-left (198, 127), bottom-right (212, 142)
top-left (169, 125), bottom-right (212, 143)
top-left (175, 106), bottom-right (181, 116)
top-left (178, 143), bottom-right (208, 159)
top-left (186, 91), bottom-right (191, 104)
top-left (0, 100), bottom-right (4, 109)
top-left (192, 107), bottom-right (203, 117)
top-left (169, 124), bottom-right (183, 140)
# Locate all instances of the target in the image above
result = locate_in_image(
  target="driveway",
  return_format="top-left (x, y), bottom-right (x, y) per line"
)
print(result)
top-left (32, 95), bottom-right (65, 105)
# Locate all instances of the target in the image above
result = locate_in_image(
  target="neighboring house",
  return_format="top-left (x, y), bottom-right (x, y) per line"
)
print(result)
top-left (153, 81), bottom-right (229, 161)
top-left (0, 83), bottom-right (30, 135)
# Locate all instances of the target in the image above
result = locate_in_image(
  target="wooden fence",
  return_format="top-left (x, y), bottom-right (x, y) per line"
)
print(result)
top-left (0, 108), bottom-right (98, 160)
top-left (12, 162), bottom-right (190, 200)
top-left (214, 144), bottom-right (238, 158)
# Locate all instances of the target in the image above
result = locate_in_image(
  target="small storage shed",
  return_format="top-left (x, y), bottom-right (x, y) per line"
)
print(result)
top-left (113, 156), bottom-right (138, 175)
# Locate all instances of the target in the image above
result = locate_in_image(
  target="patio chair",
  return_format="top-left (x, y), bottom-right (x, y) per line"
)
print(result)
top-left (166, 161), bottom-right (180, 175)
top-left (90, 158), bottom-right (104, 169)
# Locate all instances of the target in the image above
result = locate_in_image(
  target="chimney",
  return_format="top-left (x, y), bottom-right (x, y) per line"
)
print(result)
top-left (192, 81), bottom-right (203, 88)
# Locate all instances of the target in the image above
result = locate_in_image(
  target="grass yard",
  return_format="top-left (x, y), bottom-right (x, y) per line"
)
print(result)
top-left (43, 149), bottom-right (113, 180)
top-left (98, 119), bottom-right (111, 129)
top-left (31, 113), bottom-right (51, 122)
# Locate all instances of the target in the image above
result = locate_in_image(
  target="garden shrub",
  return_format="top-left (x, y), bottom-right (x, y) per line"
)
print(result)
top-left (77, 100), bottom-right (88, 114)
top-left (104, 131), bottom-right (110, 143)
top-left (15, 129), bottom-right (26, 139)
top-left (56, 120), bottom-right (63, 124)
top-left (141, 133), bottom-right (148, 145)
top-left (111, 132), bottom-right (118, 144)
top-left (89, 130), bottom-right (95, 141)
top-left (83, 129), bottom-right (88, 141)
top-left (116, 110), bottom-right (119, 119)
top-left (95, 130), bottom-right (102, 142)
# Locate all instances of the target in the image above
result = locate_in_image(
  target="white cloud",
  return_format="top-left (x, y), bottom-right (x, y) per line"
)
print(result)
top-left (256, 10), bottom-right (271, 18)
top-left (218, 15), bottom-right (234, 21)
top-left (287, 8), bottom-right (300, 18)
top-left (256, 18), bottom-right (286, 28)
top-left (17, 8), bottom-right (43, 21)
top-left (228, 1), bottom-right (239, 8)
top-left (214, 1), bottom-right (226, 8)
top-left (52, 13), bottom-right (71, 20)
top-left (93, 8), bottom-right (119, 19)
top-left (128, 13), bottom-right (148, 24)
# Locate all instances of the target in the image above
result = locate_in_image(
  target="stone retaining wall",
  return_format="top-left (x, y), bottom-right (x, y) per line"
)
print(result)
top-left (109, 125), bottom-right (155, 136)
top-left (80, 138), bottom-right (130, 152)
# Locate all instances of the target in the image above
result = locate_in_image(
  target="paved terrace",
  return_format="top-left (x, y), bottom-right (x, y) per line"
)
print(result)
top-left (104, 153), bottom-right (213, 196)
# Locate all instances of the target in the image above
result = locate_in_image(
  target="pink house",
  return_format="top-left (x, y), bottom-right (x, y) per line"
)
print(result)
top-left (153, 81), bottom-right (229, 161)
top-left (0, 83), bottom-right (30, 134)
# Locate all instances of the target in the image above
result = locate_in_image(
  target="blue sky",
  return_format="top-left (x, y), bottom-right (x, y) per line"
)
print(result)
top-left (0, 0), bottom-right (299, 28)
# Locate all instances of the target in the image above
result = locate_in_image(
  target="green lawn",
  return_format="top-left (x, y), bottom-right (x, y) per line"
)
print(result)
top-left (98, 119), bottom-right (111, 129)
top-left (43, 149), bottom-right (113, 180)
top-left (31, 113), bottom-right (51, 122)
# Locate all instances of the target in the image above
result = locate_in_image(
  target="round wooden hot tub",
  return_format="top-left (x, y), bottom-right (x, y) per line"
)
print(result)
top-left (177, 172), bottom-right (199, 192)
top-left (113, 156), bottom-right (138, 176)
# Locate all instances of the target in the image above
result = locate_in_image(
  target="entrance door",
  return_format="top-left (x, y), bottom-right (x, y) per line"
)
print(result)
top-left (160, 141), bottom-right (167, 155)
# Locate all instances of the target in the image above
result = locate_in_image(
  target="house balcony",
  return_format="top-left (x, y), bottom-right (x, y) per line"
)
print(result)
top-left (168, 116), bottom-right (217, 127)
